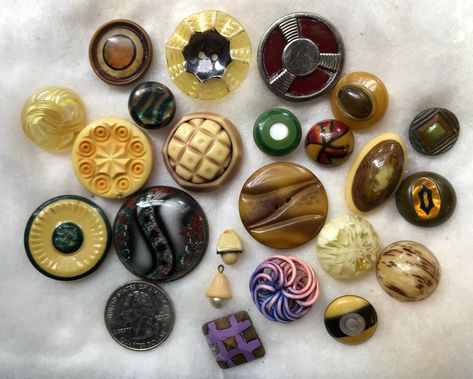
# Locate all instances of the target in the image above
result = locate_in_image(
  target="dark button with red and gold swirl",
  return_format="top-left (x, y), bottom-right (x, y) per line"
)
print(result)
top-left (89, 19), bottom-right (153, 85)
top-left (257, 12), bottom-right (344, 102)
top-left (395, 171), bottom-right (456, 227)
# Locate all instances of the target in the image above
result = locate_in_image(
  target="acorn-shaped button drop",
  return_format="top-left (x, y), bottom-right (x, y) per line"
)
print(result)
top-left (216, 229), bottom-right (243, 265)
top-left (205, 265), bottom-right (232, 308)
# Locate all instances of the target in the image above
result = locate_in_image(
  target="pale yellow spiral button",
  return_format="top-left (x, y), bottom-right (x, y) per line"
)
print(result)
top-left (21, 87), bottom-right (86, 152)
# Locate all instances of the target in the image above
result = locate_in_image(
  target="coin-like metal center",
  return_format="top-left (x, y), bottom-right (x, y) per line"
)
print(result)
top-left (52, 222), bottom-right (84, 254)
top-left (283, 38), bottom-right (320, 77)
top-left (339, 312), bottom-right (366, 336)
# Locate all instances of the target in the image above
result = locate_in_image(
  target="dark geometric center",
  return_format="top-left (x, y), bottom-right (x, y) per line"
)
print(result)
top-left (418, 184), bottom-right (434, 215)
top-left (52, 222), bottom-right (84, 254)
top-left (183, 30), bottom-right (232, 82)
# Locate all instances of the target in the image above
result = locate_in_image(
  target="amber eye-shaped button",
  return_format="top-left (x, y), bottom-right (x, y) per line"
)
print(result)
top-left (89, 19), bottom-right (153, 85)
top-left (331, 71), bottom-right (388, 129)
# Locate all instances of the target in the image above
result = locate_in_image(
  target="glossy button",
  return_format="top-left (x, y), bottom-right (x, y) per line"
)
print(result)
top-left (253, 108), bottom-right (301, 156)
top-left (89, 19), bottom-right (152, 85)
top-left (128, 82), bottom-right (176, 129)
top-left (395, 171), bottom-right (456, 227)
top-left (305, 119), bottom-right (354, 166)
top-left (316, 215), bottom-right (381, 280)
top-left (258, 12), bottom-right (344, 101)
top-left (72, 117), bottom-right (153, 199)
top-left (239, 162), bottom-right (328, 249)
top-left (324, 295), bottom-right (378, 345)
top-left (409, 108), bottom-right (459, 155)
top-left (376, 241), bottom-right (441, 302)
top-left (114, 186), bottom-right (208, 282)
top-left (331, 72), bottom-right (388, 129)
top-left (166, 10), bottom-right (251, 100)
top-left (21, 87), bottom-right (86, 152)
top-left (24, 195), bottom-right (111, 280)
top-left (163, 112), bottom-right (242, 191)
top-left (346, 133), bottom-right (407, 214)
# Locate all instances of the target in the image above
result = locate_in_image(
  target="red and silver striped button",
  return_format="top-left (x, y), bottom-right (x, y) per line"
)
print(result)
top-left (257, 13), bottom-right (344, 102)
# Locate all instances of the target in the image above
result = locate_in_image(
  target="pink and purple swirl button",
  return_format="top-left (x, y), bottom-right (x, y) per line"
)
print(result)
top-left (249, 255), bottom-right (320, 323)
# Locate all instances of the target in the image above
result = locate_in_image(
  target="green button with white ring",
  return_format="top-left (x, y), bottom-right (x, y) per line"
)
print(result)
top-left (253, 108), bottom-right (302, 156)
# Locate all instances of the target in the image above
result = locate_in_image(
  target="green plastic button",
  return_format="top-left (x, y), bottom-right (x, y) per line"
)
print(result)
top-left (253, 108), bottom-right (302, 156)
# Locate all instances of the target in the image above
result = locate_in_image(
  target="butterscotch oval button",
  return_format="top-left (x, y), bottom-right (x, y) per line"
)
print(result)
top-left (239, 162), bottom-right (328, 249)
top-left (89, 19), bottom-right (153, 85)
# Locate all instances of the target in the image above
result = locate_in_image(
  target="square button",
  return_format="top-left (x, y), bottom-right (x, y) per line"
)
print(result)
top-left (424, 122), bottom-right (446, 142)
top-left (202, 311), bottom-right (265, 369)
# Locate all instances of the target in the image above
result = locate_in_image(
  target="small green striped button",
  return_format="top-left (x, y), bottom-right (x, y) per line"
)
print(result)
top-left (253, 108), bottom-right (302, 156)
top-left (128, 81), bottom-right (176, 129)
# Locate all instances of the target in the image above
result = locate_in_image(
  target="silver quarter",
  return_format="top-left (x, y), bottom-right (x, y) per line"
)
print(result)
top-left (104, 281), bottom-right (175, 350)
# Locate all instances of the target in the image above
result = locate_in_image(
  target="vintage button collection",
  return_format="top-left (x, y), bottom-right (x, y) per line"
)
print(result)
top-left (21, 7), bottom-right (457, 365)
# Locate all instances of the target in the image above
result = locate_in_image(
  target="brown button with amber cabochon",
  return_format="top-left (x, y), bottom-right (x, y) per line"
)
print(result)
top-left (89, 19), bottom-right (152, 85)
top-left (239, 162), bottom-right (328, 249)
top-left (346, 133), bottom-right (407, 214)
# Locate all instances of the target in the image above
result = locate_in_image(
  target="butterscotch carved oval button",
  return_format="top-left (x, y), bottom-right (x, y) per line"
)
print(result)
top-left (239, 162), bottom-right (328, 249)
top-left (89, 19), bottom-right (153, 85)
top-left (346, 133), bottom-right (407, 214)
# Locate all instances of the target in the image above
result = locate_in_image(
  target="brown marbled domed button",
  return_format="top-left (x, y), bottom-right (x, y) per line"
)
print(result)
top-left (346, 133), bottom-right (407, 214)
top-left (239, 162), bottom-right (328, 249)
top-left (337, 86), bottom-right (372, 119)
top-left (89, 19), bottom-right (152, 85)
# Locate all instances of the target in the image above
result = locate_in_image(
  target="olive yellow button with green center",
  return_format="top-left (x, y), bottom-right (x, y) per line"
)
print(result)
top-left (253, 108), bottom-right (302, 156)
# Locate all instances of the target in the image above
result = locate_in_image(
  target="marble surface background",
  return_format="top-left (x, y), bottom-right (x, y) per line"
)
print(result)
top-left (1, 1), bottom-right (472, 378)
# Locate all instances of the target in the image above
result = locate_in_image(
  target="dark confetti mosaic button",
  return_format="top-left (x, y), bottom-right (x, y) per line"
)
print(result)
top-left (257, 12), bottom-right (344, 102)
top-left (409, 108), bottom-right (459, 156)
top-left (324, 295), bottom-right (378, 345)
top-left (395, 171), bottom-right (456, 227)
top-left (305, 119), bottom-right (354, 166)
top-left (202, 311), bottom-right (265, 369)
top-left (89, 19), bottom-right (153, 85)
top-left (24, 195), bottom-right (111, 280)
top-left (113, 186), bottom-right (208, 282)
top-left (253, 108), bottom-right (301, 156)
top-left (128, 82), bottom-right (176, 129)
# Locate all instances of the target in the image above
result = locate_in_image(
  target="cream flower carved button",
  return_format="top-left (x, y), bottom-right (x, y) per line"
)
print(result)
top-left (72, 118), bottom-right (153, 198)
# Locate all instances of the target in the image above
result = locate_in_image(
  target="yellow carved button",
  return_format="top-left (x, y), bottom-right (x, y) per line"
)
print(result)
top-left (163, 112), bottom-right (242, 191)
top-left (24, 195), bottom-right (111, 280)
top-left (72, 118), bottom-right (153, 198)
top-left (21, 87), bottom-right (86, 152)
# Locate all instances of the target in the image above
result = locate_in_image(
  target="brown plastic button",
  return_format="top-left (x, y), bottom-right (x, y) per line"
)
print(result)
top-left (89, 19), bottom-right (153, 85)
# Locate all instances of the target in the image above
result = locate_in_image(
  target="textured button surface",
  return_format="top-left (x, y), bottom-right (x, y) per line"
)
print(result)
top-left (24, 195), bottom-right (111, 280)
top-left (89, 19), bottom-right (152, 85)
top-left (21, 87), bottom-right (86, 152)
top-left (253, 108), bottom-right (301, 156)
top-left (409, 108), bottom-right (459, 155)
top-left (239, 162), bottom-right (328, 249)
top-left (114, 186), bottom-right (208, 282)
top-left (258, 12), bottom-right (344, 101)
top-left (72, 117), bottom-right (153, 199)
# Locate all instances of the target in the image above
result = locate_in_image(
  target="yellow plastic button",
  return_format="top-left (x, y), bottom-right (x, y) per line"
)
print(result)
top-left (72, 117), bottom-right (153, 198)
top-left (21, 87), bottom-right (86, 152)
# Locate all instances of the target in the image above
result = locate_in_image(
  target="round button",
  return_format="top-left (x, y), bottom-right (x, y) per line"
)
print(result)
top-left (253, 108), bottom-right (302, 156)
top-left (89, 19), bottom-right (152, 85)
top-left (305, 119), bottom-right (354, 166)
top-left (162, 112), bottom-right (242, 191)
top-left (128, 82), bottom-right (176, 130)
top-left (24, 195), bottom-right (111, 280)
top-left (395, 171), bottom-right (456, 227)
top-left (331, 71), bottom-right (388, 129)
top-left (239, 162), bottom-right (328, 249)
top-left (72, 117), bottom-right (153, 199)
top-left (166, 10), bottom-right (251, 100)
top-left (409, 108), bottom-right (459, 156)
top-left (376, 241), bottom-right (441, 302)
top-left (21, 87), bottom-right (86, 152)
top-left (258, 12), bottom-right (344, 102)
top-left (114, 186), bottom-right (209, 282)
top-left (324, 295), bottom-right (378, 345)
